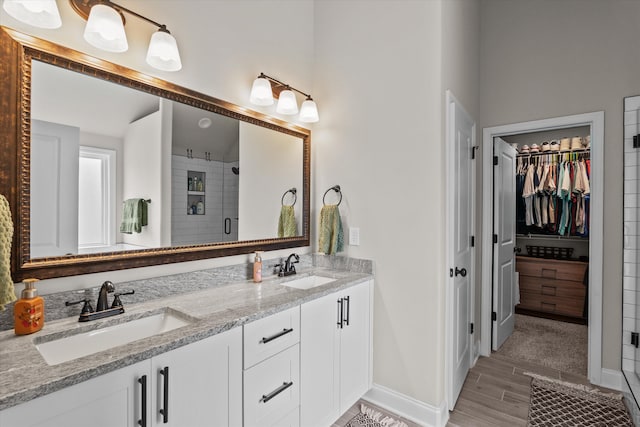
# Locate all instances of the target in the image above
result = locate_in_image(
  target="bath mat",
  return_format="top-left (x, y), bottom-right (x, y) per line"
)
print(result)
top-left (344, 404), bottom-right (408, 427)
top-left (525, 372), bottom-right (633, 426)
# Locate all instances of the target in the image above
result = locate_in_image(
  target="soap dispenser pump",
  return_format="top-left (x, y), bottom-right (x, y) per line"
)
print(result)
top-left (14, 278), bottom-right (44, 335)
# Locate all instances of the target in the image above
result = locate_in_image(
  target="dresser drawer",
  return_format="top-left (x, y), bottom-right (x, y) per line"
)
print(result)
top-left (244, 344), bottom-right (300, 427)
top-left (517, 294), bottom-right (584, 318)
top-left (519, 277), bottom-right (586, 299)
top-left (244, 306), bottom-right (300, 369)
top-left (516, 256), bottom-right (587, 282)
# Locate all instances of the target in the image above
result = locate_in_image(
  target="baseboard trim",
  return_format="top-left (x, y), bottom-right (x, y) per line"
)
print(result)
top-left (598, 368), bottom-right (623, 391)
top-left (362, 384), bottom-right (448, 427)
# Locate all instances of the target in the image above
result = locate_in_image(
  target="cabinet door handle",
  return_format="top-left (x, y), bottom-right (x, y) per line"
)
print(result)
top-left (260, 328), bottom-right (294, 344)
top-left (138, 375), bottom-right (147, 427)
top-left (343, 296), bottom-right (350, 326)
top-left (224, 218), bottom-right (231, 234)
top-left (259, 381), bottom-right (294, 403)
top-left (337, 298), bottom-right (344, 328)
top-left (159, 367), bottom-right (169, 424)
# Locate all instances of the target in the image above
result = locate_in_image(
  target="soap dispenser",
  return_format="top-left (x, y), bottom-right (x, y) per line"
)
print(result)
top-left (14, 278), bottom-right (44, 335)
top-left (253, 251), bottom-right (263, 283)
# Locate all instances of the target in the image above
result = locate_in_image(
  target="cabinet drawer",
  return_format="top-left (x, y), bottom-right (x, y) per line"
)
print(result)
top-left (516, 256), bottom-right (587, 282)
top-left (271, 406), bottom-right (300, 427)
top-left (244, 306), bottom-right (300, 369)
top-left (519, 277), bottom-right (586, 299)
top-left (518, 294), bottom-right (584, 318)
top-left (244, 344), bottom-right (300, 427)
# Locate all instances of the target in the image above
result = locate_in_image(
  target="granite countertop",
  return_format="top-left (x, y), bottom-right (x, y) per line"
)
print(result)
top-left (0, 266), bottom-right (371, 411)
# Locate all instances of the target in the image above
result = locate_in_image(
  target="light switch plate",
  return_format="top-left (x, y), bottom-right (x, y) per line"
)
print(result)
top-left (349, 227), bottom-right (360, 246)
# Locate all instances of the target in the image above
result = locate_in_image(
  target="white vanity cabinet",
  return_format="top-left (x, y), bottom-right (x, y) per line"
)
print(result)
top-left (299, 280), bottom-right (372, 427)
top-left (0, 327), bottom-right (242, 427)
top-left (243, 306), bottom-right (301, 427)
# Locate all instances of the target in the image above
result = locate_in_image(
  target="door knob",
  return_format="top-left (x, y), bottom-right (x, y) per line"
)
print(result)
top-left (455, 267), bottom-right (467, 277)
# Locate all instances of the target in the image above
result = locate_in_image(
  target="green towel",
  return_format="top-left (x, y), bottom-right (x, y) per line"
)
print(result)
top-left (0, 195), bottom-right (16, 310)
top-left (278, 205), bottom-right (298, 238)
top-left (318, 204), bottom-right (344, 255)
top-left (120, 199), bottom-right (148, 234)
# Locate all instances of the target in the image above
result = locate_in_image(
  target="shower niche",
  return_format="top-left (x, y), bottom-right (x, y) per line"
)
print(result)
top-left (187, 170), bottom-right (206, 215)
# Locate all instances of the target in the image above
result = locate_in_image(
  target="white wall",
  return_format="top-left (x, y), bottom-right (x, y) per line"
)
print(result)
top-left (479, 0), bottom-right (640, 372)
top-left (313, 0), bottom-right (447, 406)
top-left (238, 122), bottom-right (303, 241)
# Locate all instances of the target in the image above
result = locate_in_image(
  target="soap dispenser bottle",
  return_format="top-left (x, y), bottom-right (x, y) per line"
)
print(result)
top-left (14, 278), bottom-right (44, 335)
top-left (253, 251), bottom-right (263, 283)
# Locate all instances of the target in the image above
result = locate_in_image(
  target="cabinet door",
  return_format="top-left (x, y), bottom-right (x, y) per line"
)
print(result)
top-left (0, 360), bottom-right (149, 427)
top-left (151, 327), bottom-right (242, 427)
top-left (339, 281), bottom-right (372, 411)
top-left (300, 291), bottom-right (341, 427)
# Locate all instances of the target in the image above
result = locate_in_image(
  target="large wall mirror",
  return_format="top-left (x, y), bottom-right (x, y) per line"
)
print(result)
top-left (0, 27), bottom-right (310, 281)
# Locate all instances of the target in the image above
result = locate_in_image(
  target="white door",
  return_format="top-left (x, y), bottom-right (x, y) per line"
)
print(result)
top-left (492, 137), bottom-right (517, 350)
top-left (446, 92), bottom-right (475, 408)
top-left (30, 120), bottom-right (79, 258)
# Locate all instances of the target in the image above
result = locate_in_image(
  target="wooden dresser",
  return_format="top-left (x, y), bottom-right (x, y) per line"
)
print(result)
top-left (516, 255), bottom-right (588, 320)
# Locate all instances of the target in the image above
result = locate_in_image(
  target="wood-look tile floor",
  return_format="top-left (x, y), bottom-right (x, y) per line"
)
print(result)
top-left (447, 352), bottom-right (615, 427)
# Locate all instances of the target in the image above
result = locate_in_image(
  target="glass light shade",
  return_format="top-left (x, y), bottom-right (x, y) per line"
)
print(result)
top-left (276, 89), bottom-right (298, 115)
top-left (146, 30), bottom-right (182, 72)
top-left (249, 77), bottom-right (274, 106)
top-left (299, 99), bottom-right (319, 123)
top-left (83, 4), bottom-right (128, 53)
top-left (2, 0), bottom-right (61, 29)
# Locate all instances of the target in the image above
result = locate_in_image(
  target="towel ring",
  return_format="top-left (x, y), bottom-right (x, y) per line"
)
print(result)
top-left (323, 185), bottom-right (342, 206)
top-left (281, 188), bottom-right (297, 207)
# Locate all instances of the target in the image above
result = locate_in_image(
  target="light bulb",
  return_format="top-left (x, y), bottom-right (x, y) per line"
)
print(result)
top-left (299, 98), bottom-right (319, 123)
top-left (276, 89), bottom-right (298, 115)
top-left (83, 4), bottom-right (128, 53)
top-left (2, 0), bottom-right (61, 29)
top-left (249, 76), bottom-right (274, 106)
top-left (146, 28), bottom-right (182, 72)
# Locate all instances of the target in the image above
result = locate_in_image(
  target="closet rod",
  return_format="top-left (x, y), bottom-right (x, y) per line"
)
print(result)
top-left (516, 148), bottom-right (590, 158)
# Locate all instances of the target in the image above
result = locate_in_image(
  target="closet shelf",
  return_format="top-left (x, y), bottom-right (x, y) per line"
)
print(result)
top-left (516, 147), bottom-right (590, 158)
top-left (516, 233), bottom-right (588, 242)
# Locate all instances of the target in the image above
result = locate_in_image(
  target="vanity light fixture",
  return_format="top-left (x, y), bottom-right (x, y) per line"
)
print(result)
top-left (2, 0), bottom-right (62, 29)
top-left (69, 0), bottom-right (182, 71)
top-left (249, 73), bottom-right (319, 123)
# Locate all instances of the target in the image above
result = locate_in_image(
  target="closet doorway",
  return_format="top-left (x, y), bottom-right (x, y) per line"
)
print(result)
top-left (480, 111), bottom-right (605, 386)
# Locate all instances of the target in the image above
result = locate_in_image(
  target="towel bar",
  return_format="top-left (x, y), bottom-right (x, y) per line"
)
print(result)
top-left (322, 185), bottom-right (342, 206)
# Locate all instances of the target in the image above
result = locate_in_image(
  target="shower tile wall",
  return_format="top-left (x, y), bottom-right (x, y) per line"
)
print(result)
top-left (171, 155), bottom-right (224, 246)
top-left (623, 95), bottom-right (640, 421)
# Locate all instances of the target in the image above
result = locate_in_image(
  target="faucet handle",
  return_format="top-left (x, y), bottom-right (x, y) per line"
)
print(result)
top-left (111, 290), bottom-right (135, 308)
top-left (66, 298), bottom-right (94, 315)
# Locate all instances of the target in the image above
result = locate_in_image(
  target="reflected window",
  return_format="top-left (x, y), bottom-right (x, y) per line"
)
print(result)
top-left (78, 146), bottom-right (116, 250)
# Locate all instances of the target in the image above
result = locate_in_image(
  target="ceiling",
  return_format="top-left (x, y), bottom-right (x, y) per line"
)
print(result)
top-left (31, 60), bottom-right (239, 161)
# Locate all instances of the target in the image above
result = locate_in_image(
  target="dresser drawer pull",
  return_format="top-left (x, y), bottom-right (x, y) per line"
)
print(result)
top-left (541, 286), bottom-right (556, 296)
top-left (541, 268), bottom-right (557, 279)
top-left (260, 381), bottom-right (294, 403)
top-left (260, 328), bottom-right (294, 344)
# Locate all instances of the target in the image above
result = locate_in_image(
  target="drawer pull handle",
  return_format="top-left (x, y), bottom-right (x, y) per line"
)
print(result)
top-left (138, 375), bottom-right (147, 427)
top-left (260, 381), bottom-right (294, 403)
top-left (260, 328), bottom-right (294, 344)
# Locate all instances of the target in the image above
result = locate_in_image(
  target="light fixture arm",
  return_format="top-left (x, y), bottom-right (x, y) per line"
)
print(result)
top-left (258, 72), bottom-right (313, 100)
top-left (105, 0), bottom-right (168, 31)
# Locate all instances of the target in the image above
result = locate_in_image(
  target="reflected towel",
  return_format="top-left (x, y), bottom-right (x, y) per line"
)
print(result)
top-left (318, 204), bottom-right (344, 255)
top-left (278, 205), bottom-right (297, 238)
top-left (0, 195), bottom-right (16, 310)
top-left (120, 199), bottom-right (148, 234)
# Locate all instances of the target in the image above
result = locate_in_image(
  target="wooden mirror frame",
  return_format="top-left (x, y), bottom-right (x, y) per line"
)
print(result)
top-left (0, 27), bottom-right (310, 281)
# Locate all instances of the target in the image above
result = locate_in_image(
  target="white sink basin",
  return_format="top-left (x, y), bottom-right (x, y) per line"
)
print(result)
top-left (279, 275), bottom-right (335, 290)
top-left (36, 310), bottom-right (192, 366)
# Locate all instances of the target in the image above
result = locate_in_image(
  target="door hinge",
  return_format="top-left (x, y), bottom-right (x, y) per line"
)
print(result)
top-left (632, 332), bottom-right (639, 348)
top-left (470, 236), bottom-right (475, 247)
top-left (471, 146), bottom-right (479, 159)
top-left (470, 323), bottom-right (474, 334)
top-left (493, 234), bottom-right (498, 244)
top-left (449, 268), bottom-right (454, 278)
top-left (491, 311), bottom-right (497, 321)
top-left (634, 135), bottom-right (640, 149)
top-left (493, 155), bottom-right (498, 166)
